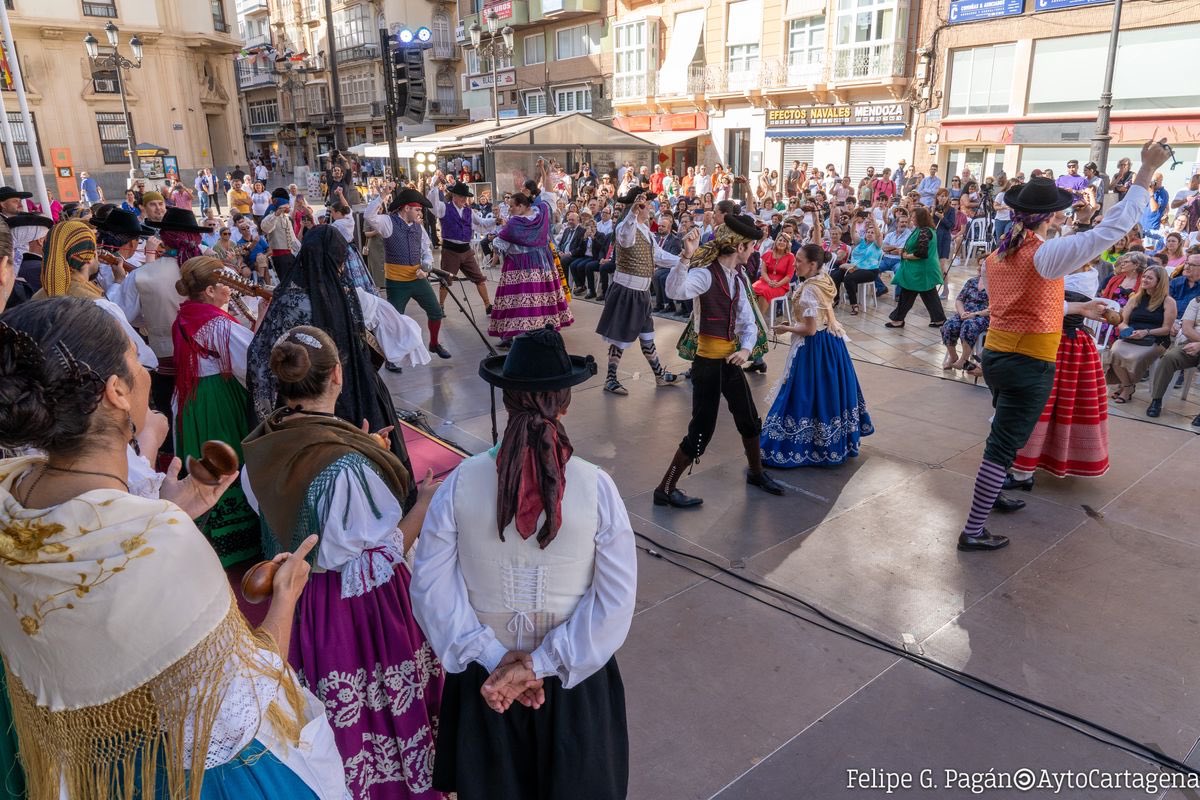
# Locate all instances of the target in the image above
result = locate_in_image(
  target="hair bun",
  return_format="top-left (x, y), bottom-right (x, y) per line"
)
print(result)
top-left (0, 325), bottom-right (56, 448)
top-left (270, 339), bottom-right (311, 384)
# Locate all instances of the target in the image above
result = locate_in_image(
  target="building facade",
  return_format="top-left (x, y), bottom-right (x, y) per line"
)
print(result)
top-left (609, 0), bottom-right (918, 185)
top-left (1, 0), bottom-right (242, 198)
top-left (457, 0), bottom-right (612, 123)
top-left (915, 0), bottom-right (1200, 195)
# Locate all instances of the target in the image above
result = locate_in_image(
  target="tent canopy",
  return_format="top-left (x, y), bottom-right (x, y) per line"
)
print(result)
top-left (408, 113), bottom-right (657, 154)
top-left (346, 142), bottom-right (423, 159)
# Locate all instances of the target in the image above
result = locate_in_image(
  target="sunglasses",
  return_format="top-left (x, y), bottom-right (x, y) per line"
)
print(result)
top-left (220, 231), bottom-right (231, 237)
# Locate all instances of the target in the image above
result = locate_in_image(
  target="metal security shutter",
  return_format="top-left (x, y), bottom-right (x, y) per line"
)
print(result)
top-left (782, 139), bottom-right (815, 172)
top-left (847, 139), bottom-right (888, 183)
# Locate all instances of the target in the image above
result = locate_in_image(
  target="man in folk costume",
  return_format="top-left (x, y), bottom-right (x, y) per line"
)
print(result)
top-left (258, 187), bottom-right (300, 283)
top-left (0, 186), bottom-right (31, 217)
top-left (596, 187), bottom-right (697, 395)
top-left (652, 213), bottom-right (784, 507)
top-left (106, 207), bottom-right (208, 462)
top-left (428, 171), bottom-right (493, 313)
top-left (365, 185), bottom-right (452, 359)
top-left (411, 327), bottom-right (635, 800)
top-left (7, 213), bottom-right (52, 301)
top-left (955, 139), bottom-right (1170, 552)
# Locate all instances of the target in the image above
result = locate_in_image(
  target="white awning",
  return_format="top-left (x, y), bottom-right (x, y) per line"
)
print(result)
top-left (726, 0), bottom-right (762, 46)
top-left (638, 129), bottom-right (709, 147)
top-left (344, 143), bottom-right (423, 159)
top-left (657, 9), bottom-right (705, 97)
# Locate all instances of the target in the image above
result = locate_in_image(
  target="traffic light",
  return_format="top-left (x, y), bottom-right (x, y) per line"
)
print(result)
top-left (401, 47), bottom-right (426, 122)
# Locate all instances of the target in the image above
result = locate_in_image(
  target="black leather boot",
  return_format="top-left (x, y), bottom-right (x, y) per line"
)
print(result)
top-left (743, 436), bottom-right (784, 496)
top-left (654, 448), bottom-right (703, 508)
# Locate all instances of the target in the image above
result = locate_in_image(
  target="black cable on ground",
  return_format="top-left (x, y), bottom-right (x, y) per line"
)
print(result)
top-left (633, 530), bottom-right (1199, 776)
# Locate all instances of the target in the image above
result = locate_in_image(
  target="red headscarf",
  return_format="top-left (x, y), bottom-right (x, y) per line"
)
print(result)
top-left (172, 299), bottom-right (238, 417)
top-left (495, 388), bottom-right (573, 548)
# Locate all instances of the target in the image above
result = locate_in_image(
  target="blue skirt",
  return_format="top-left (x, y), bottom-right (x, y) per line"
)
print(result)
top-left (760, 329), bottom-right (873, 467)
top-left (195, 739), bottom-right (318, 799)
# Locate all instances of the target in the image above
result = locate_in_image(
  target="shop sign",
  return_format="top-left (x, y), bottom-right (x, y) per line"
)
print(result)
top-left (464, 69), bottom-right (516, 91)
top-left (484, 0), bottom-right (512, 20)
top-left (766, 103), bottom-right (909, 128)
top-left (948, 0), bottom-right (1023, 24)
top-left (1034, 0), bottom-right (1109, 11)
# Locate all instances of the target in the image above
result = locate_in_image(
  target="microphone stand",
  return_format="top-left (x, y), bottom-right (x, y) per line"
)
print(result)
top-left (429, 270), bottom-right (497, 356)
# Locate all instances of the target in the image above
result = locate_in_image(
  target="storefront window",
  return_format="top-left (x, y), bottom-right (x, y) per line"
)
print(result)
top-left (1028, 24), bottom-right (1200, 113)
top-left (947, 44), bottom-right (1014, 116)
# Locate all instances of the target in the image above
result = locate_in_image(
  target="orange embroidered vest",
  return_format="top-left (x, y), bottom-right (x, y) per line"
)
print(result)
top-left (983, 237), bottom-right (1063, 362)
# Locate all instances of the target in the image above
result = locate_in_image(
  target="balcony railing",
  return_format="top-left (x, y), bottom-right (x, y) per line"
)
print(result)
top-left (613, 73), bottom-right (655, 102)
top-left (431, 39), bottom-right (459, 60)
top-left (703, 61), bottom-right (763, 95)
top-left (429, 98), bottom-right (460, 116)
top-left (237, 63), bottom-right (277, 90)
top-left (831, 42), bottom-right (905, 82)
top-left (243, 31), bottom-right (272, 49)
top-left (236, 0), bottom-right (268, 13)
top-left (759, 55), bottom-right (827, 89)
top-left (336, 43), bottom-right (379, 63)
top-left (655, 64), bottom-right (706, 99)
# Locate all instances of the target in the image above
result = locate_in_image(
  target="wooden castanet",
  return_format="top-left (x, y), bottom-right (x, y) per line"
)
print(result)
top-left (240, 560), bottom-right (279, 604)
top-left (186, 440), bottom-right (239, 487)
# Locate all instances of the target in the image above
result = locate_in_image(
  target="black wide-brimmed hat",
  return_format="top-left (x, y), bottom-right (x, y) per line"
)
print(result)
top-left (479, 325), bottom-right (597, 392)
top-left (1002, 176), bottom-right (1074, 214)
top-left (616, 187), bottom-right (656, 206)
top-left (387, 187), bottom-right (432, 212)
top-left (0, 186), bottom-right (32, 201)
top-left (95, 208), bottom-right (155, 237)
top-left (725, 212), bottom-right (765, 241)
top-left (5, 213), bottom-right (52, 231)
top-left (447, 181), bottom-right (473, 198)
top-left (155, 206), bottom-right (209, 233)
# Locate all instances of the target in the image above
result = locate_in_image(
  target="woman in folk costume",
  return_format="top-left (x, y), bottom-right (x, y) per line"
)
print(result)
top-left (330, 202), bottom-right (376, 293)
top-left (1004, 265), bottom-right (1112, 491)
top-left (488, 182), bottom-right (573, 349)
top-left (247, 225), bottom-right (429, 486)
top-left (0, 297), bottom-right (347, 800)
top-left (242, 326), bottom-right (444, 800)
top-left (594, 187), bottom-right (697, 395)
top-left (411, 327), bottom-right (635, 800)
top-left (171, 256), bottom-right (261, 567)
top-left (760, 243), bottom-right (873, 467)
top-left (954, 140), bottom-right (1169, 553)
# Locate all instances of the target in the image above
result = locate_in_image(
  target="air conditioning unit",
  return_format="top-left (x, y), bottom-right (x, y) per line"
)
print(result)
top-left (430, 101), bottom-right (442, 113)
top-left (93, 78), bottom-right (118, 93)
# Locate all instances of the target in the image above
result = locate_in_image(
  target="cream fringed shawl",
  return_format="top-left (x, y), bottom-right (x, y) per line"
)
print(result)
top-left (0, 455), bottom-right (304, 800)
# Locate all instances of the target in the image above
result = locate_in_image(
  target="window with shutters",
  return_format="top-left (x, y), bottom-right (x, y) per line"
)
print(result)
top-left (82, 0), bottom-right (117, 18)
top-left (1, 111), bottom-right (41, 169)
top-left (96, 111), bottom-right (133, 164)
top-left (552, 85), bottom-right (590, 114)
top-left (523, 90), bottom-right (546, 115)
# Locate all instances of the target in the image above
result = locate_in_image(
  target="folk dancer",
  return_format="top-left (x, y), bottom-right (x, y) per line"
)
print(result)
top-left (955, 140), bottom-right (1169, 552)
top-left (365, 186), bottom-right (451, 359)
top-left (653, 213), bottom-right (784, 507)
top-left (595, 188), bottom-right (694, 395)
top-left (428, 172), bottom-right (493, 313)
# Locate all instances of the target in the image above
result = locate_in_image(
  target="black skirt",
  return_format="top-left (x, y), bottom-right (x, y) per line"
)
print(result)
top-left (595, 282), bottom-right (653, 347)
top-left (433, 657), bottom-right (629, 800)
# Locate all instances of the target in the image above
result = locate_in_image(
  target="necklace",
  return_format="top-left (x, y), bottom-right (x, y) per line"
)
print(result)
top-left (283, 405), bottom-right (339, 419)
top-left (41, 465), bottom-right (129, 491)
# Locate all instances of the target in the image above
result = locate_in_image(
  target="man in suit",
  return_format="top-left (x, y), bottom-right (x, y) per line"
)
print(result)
top-left (651, 210), bottom-right (683, 312)
top-left (558, 211), bottom-right (587, 292)
top-left (571, 217), bottom-right (610, 299)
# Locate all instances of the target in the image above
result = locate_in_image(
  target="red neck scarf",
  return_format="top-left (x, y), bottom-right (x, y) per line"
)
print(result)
top-left (495, 389), bottom-right (573, 548)
top-left (172, 300), bottom-right (238, 409)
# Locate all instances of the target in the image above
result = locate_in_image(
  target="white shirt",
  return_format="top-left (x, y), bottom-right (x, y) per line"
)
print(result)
top-left (95, 297), bottom-right (158, 369)
top-left (694, 174), bottom-right (712, 195)
top-left (615, 213), bottom-right (683, 269)
top-left (1032, 184), bottom-right (1150, 279)
top-left (190, 316), bottom-right (254, 386)
top-left (250, 191), bottom-right (271, 217)
top-left (356, 288), bottom-right (432, 366)
top-left (665, 258), bottom-right (758, 353)
top-left (1175, 297), bottom-right (1200, 346)
top-left (363, 196), bottom-right (434, 269)
top-left (410, 464), bottom-right (636, 688)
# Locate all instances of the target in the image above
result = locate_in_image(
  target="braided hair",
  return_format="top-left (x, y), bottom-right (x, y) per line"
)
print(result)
top-left (995, 210), bottom-right (1053, 260)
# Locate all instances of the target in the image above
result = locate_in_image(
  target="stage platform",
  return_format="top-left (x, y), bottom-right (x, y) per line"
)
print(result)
top-left (384, 289), bottom-right (1200, 799)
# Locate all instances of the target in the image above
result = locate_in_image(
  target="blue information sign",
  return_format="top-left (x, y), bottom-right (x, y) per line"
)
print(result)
top-left (948, 0), bottom-right (1024, 24)
top-left (1033, 0), bottom-right (1110, 11)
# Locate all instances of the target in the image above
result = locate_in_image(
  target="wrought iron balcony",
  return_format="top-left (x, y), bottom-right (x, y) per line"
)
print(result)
top-left (336, 43), bottom-right (379, 64)
top-left (759, 55), bottom-right (827, 89)
top-left (831, 42), bottom-right (905, 82)
top-left (431, 38), bottom-right (460, 60)
top-left (655, 64), bottom-right (706, 99)
top-left (236, 61), bottom-right (277, 90)
top-left (429, 98), bottom-right (461, 116)
top-left (242, 31), bottom-right (272, 49)
top-left (703, 61), bottom-right (765, 95)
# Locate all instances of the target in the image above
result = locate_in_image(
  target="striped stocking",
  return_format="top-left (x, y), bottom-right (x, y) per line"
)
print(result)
top-left (961, 459), bottom-right (1006, 539)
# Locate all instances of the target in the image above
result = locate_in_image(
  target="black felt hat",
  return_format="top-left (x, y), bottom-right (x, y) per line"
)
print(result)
top-left (387, 187), bottom-right (432, 212)
top-left (5, 213), bottom-right (52, 231)
top-left (447, 181), bottom-right (473, 198)
top-left (479, 325), bottom-right (597, 392)
top-left (724, 212), bottom-right (765, 241)
top-left (1001, 176), bottom-right (1075, 214)
top-left (154, 206), bottom-right (209, 233)
top-left (94, 208), bottom-right (155, 237)
top-left (0, 186), bottom-right (32, 201)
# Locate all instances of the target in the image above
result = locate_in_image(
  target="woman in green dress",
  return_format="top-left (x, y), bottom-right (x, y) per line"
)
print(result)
top-left (172, 255), bottom-right (261, 567)
top-left (886, 205), bottom-right (947, 329)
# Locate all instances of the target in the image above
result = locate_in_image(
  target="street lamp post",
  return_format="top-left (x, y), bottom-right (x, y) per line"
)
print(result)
top-left (84, 22), bottom-right (144, 182)
top-left (1088, 0), bottom-right (1124, 176)
top-left (276, 60), bottom-right (307, 173)
top-left (469, 12), bottom-right (514, 129)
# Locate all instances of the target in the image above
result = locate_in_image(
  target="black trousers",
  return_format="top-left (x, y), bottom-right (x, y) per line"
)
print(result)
top-left (271, 252), bottom-right (296, 284)
top-left (890, 288), bottom-right (946, 324)
top-left (833, 267), bottom-right (880, 305)
top-left (571, 258), bottom-right (600, 292)
top-left (680, 355), bottom-right (762, 460)
top-left (981, 350), bottom-right (1056, 468)
top-left (149, 369), bottom-right (175, 457)
top-left (588, 260), bottom-right (616, 295)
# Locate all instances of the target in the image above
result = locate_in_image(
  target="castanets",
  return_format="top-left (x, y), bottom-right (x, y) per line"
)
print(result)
top-left (186, 440), bottom-right (239, 486)
top-left (240, 560), bottom-right (279, 604)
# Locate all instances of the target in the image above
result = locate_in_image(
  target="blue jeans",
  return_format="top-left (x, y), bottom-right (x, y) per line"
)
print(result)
top-left (198, 192), bottom-right (210, 214)
top-left (992, 219), bottom-right (1011, 242)
top-left (879, 255), bottom-right (901, 295)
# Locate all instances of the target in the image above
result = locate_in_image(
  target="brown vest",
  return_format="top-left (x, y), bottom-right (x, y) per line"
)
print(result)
top-left (615, 227), bottom-right (653, 279)
top-left (697, 262), bottom-right (739, 342)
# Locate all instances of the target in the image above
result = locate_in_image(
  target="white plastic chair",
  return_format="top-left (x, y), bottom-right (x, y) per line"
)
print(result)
top-left (768, 295), bottom-right (793, 331)
top-left (856, 281), bottom-right (879, 311)
top-left (1083, 318), bottom-right (1105, 350)
top-left (963, 217), bottom-right (992, 265)
top-left (1180, 366), bottom-right (1197, 401)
